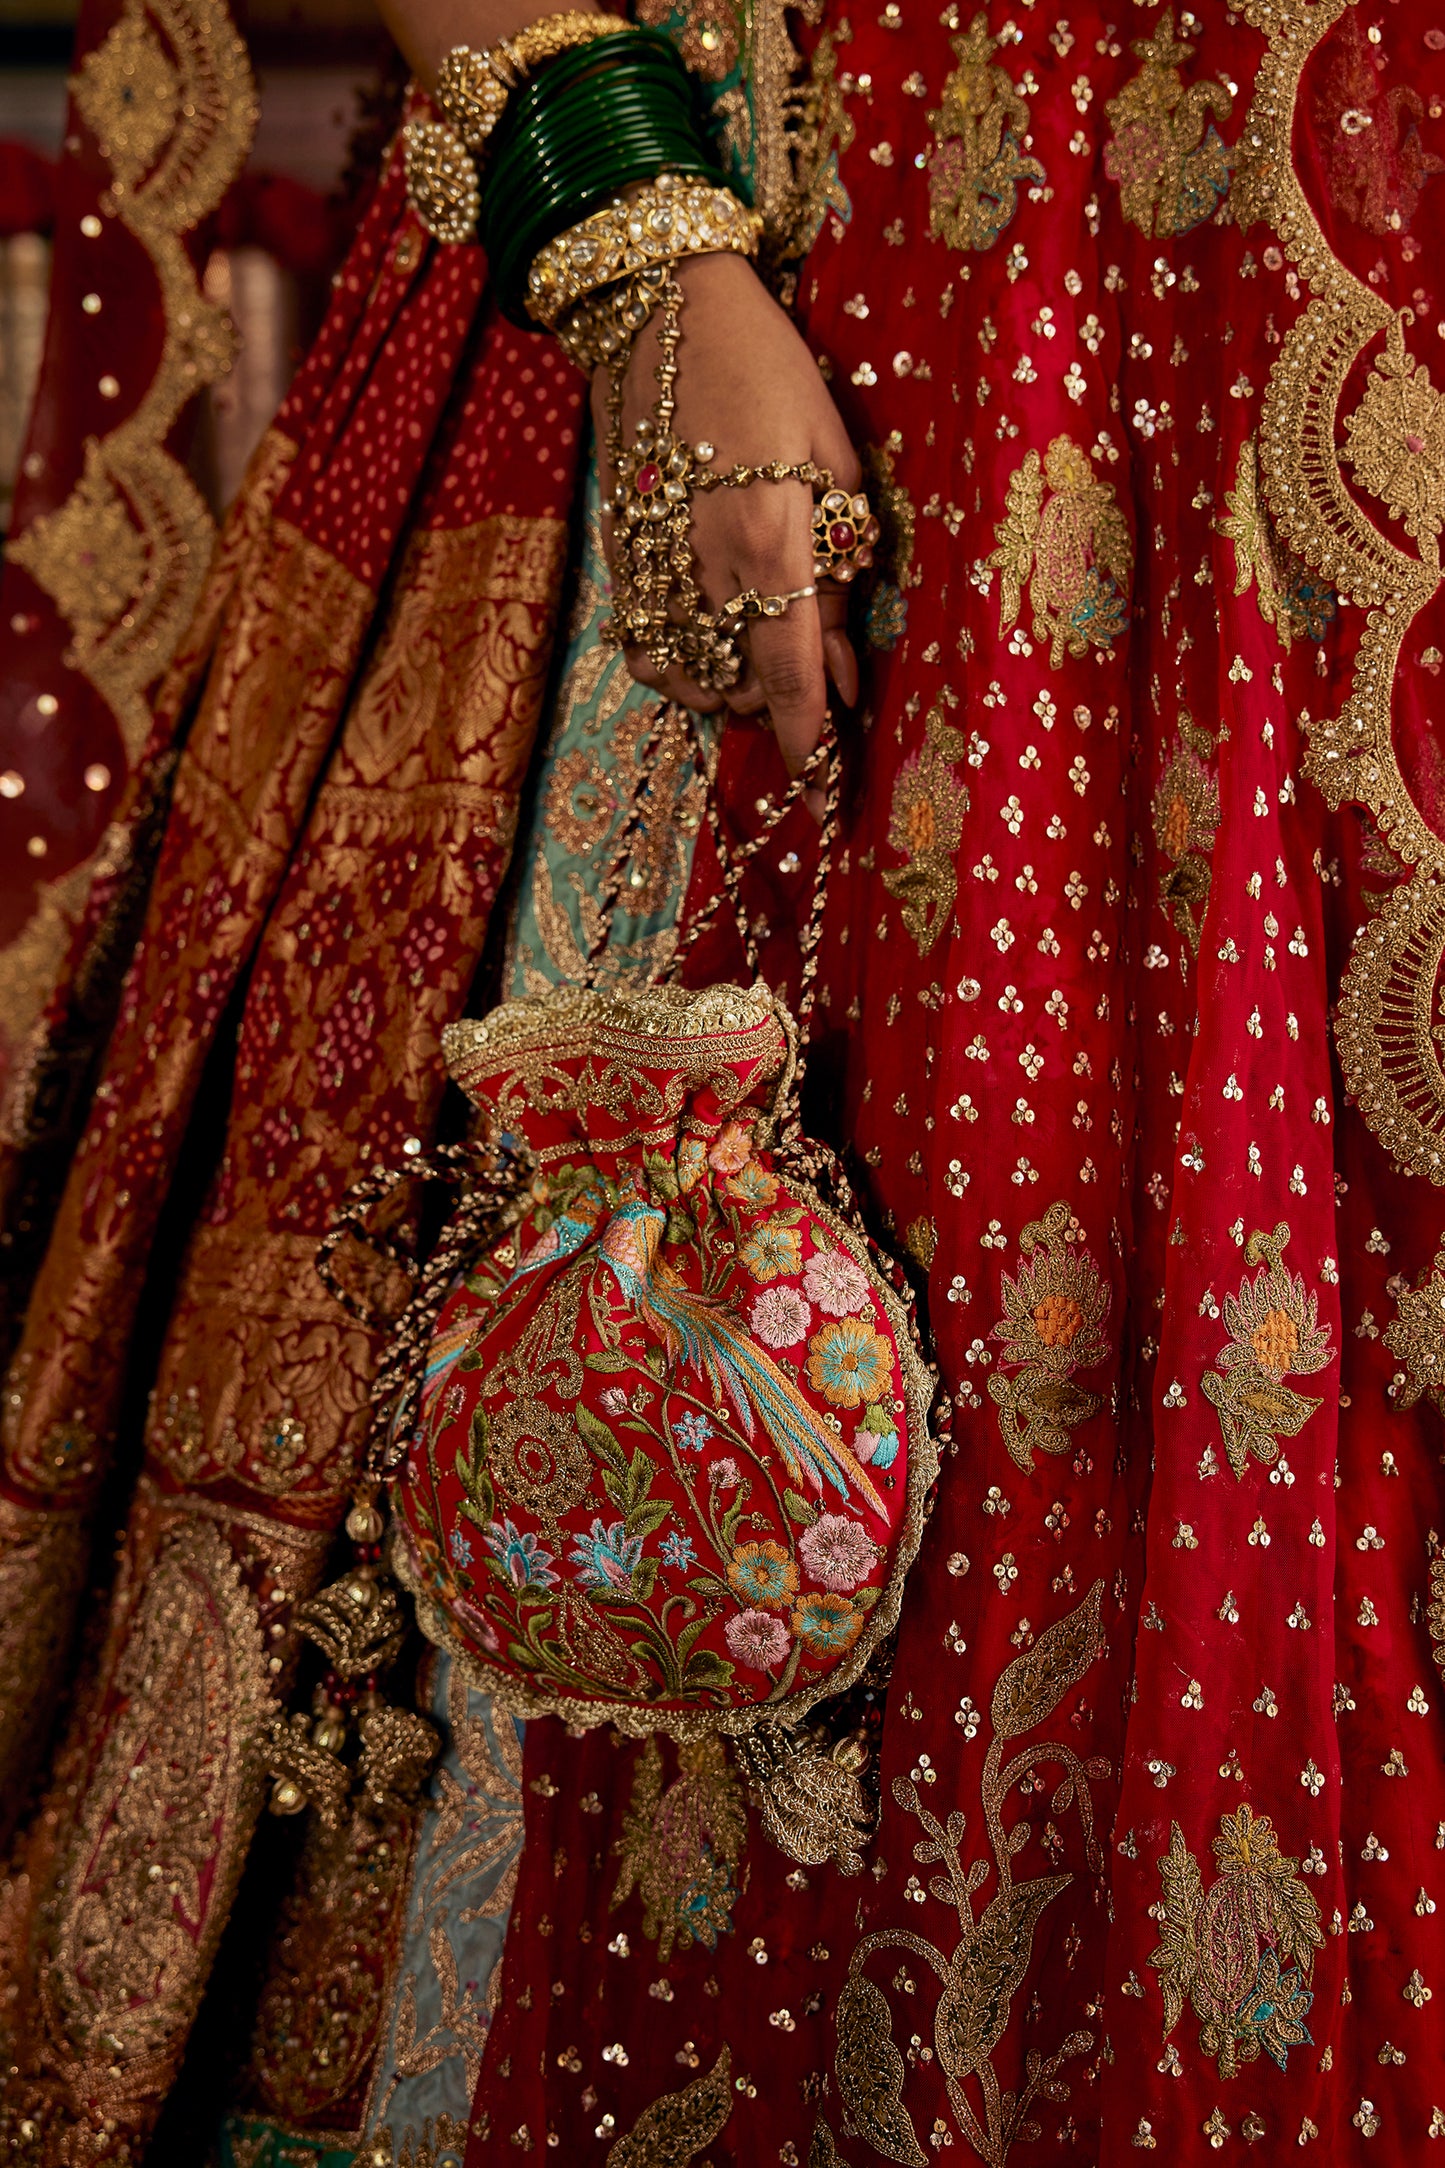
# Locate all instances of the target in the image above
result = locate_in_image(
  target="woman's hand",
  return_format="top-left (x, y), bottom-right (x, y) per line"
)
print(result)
top-left (593, 250), bottom-right (863, 777)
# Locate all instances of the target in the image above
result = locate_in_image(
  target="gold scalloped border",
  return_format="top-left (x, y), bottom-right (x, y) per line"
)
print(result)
top-left (1241, 0), bottom-right (1445, 1181)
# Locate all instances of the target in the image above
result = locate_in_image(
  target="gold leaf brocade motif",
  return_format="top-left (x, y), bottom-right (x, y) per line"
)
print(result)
top-left (1103, 12), bottom-right (1233, 237)
top-left (611, 1734), bottom-right (748, 1962)
top-left (926, 14), bottom-right (1045, 254)
top-left (882, 703), bottom-right (970, 957)
top-left (986, 437), bottom-right (1132, 670)
top-left (1199, 1223), bottom-right (1334, 1479)
top-left (835, 1582), bottom-right (1108, 2167)
top-left (1150, 722), bottom-right (1220, 955)
top-left (1149, 1804), bottom-right (1324, 2080)
top-left (986, 1202), bottom-right (1110, 1473)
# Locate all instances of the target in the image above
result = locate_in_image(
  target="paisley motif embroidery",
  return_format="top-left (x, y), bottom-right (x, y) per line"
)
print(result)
top-left (1199, 1224), bottom-right (1334, 1479)
top-left (1103, 13), bottom-right (1233, 237)
top-left (1150, 1804), bottom-right (1324, 2080)
top-left (792, 25), bottom-right (856, 256)
top-left (834, 1583), bottom-right (1108, 2167)
top-left (605, 2045), bottom-right (734, 2168)
top-left (926, 13), bottom-right (1045, 254)
top-left (1217, 436), bottom-right (1337, 653)
top-left (611, 1733), bottom-right (747, 1960)
top-left (1151, 723), bottom-right (1220, 955)
top-left (1312, 9), bottom-right (1445, 237)
top-left (986, 436), bottom-right (1132, 669)
top-left (882, 703), bottom-right (970, 957)
top-left (986, 1203), bottom-right (1110, 1473)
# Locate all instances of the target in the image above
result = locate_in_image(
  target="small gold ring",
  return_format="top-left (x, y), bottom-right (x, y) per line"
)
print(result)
top-left (719, 583), bottom-right (818, 624)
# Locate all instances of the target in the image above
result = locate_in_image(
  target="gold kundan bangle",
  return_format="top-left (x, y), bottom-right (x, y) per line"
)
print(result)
top-left (405, 13), bottom-right (633, 245)
top-left (529, 173), bottom-right (762, 331)
top-left (436, 13), bottom-right (630, 152)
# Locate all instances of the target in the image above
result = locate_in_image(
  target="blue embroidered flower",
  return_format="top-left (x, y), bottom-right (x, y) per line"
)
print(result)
top-left (676, 1410), bottom-right (714, 1454)
top-left (449, 1529), bottom-right (474, 1568)
top-left (661, 1530), bottom-right (698, 1573)
top-left (483, 1516), bottom-right (559, 1592)
top-left (569, 1516), bottom-right (643, 1590)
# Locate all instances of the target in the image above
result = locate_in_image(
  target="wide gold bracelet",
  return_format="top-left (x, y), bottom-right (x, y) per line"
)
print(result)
top-left (437, 13), bottom-right (628, 151)
top-left (404, 12), bottom-right (632, 245)
top-left (528, 173), bottom-right (762, 331)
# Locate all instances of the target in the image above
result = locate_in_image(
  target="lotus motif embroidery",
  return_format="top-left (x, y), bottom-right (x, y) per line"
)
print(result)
top-left (987, 1203), bottom-right (1110, 1472)
top-left (1199, 1223), bottom-right (1334, 1478)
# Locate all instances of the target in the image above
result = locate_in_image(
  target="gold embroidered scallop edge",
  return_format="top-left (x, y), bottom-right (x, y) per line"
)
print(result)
top-left (391, 1169), bottom-right (940, 1742)
top-left (1240, 0), bottom-right (1445, 1182)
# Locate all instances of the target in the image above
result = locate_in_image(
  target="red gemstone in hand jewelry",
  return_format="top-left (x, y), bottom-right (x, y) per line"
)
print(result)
top-left (636, 463), bottom-right (662, 495)
top-left (829, 520), bottom-right (855, 551)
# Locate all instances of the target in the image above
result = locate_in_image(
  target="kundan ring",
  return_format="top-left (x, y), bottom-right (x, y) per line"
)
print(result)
top-left (812, 487), bottom-right (881, 584)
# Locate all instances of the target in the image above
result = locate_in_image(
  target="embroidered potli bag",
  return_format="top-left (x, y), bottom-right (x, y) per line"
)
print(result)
top-left (298, 722), bottom-right (945, 1871)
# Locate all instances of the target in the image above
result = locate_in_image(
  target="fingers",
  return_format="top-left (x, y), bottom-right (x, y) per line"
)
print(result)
top-left (622, 648), bottom-right (726, 713)
top-left (818, 585), bottom-right (859, 708)
top-left (746, 601), bottom-right (828, 776)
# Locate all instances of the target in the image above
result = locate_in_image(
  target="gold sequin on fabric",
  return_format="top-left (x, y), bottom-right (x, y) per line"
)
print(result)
top-left (605, 2043), bottom-right (735, 2167)
top-left (986, 436), bottom-right (1133, 669)
top-left (1239, 0), bottom-right (1445, 1183)
top-left (1149, 1804), bottom-right (1324, 2080)
top-left (925, 13), bottom-right (1045, 254)
top-left (834, 1583), bottom-right (1108, 2168)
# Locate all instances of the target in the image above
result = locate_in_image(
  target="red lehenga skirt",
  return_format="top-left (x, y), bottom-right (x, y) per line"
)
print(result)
top-left (3, 4), bottom-right (1445, 2164)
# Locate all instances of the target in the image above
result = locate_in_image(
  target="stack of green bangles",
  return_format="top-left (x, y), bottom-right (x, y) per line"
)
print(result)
top-left (482, 30), bottom-right (726, 322)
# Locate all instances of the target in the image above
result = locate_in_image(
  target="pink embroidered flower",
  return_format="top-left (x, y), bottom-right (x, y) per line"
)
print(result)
top-left (725, 1608), bottom-right (791, 1670)
top-left (750, 1285), bottom-right (812, 1348)
top-left (600, 1387), bottom-right (629, 1415)
top-left (803, 1247), bottom-right (873, 1316)
top-left (710, 1457), bottom-right (740, 1491)
top-left (798, 1513), bottom-right (877, 1592)
top-left (708, 1121), bottom-right (754, 1175)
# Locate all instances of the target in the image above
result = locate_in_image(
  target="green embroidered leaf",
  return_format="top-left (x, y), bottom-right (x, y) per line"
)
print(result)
top-left (627, 1499), bottom-right (672, 1541)
top-left (576, 1401), bottom-right (628, 1473)
top-left (675, 1616), bottom-right (708, 1667)
top-left (683, 1647), bottom-right (734, 1688)
top-left (783, 1488), bottom-right (819, 1526)
top-left (853, 1583), bottom-right (882, 1612)
top-left (585, 1348), bottom-right (634, 1374)
top-left (631, 1556), bottom-right (658, 1603)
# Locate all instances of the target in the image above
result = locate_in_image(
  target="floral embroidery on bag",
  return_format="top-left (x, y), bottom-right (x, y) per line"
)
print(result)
top-left (1151, 721), bottom-right (1220, 954)
top-left (1150, 1804), bottom-right (1324, 2080)
top-left (1199, 1224), bottom-right (1334, 1480)
top-left (925, 13), bottom-right (1045, 254)
top-left (882, 703), bottom-right (970, 957)
top-left (1103, 13), bottom-right (1233, 237)
top-left (987, 1203), bottom-right (1110, 1473)
top-left (986, 437), bottom-right (1132, 670)
top-left (611, 1733), bottom-right (747, 1959)
top-left (834, 1582), bottom-right (1108, 2166)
